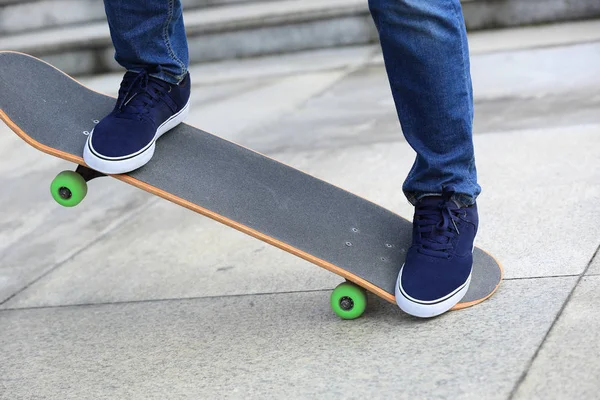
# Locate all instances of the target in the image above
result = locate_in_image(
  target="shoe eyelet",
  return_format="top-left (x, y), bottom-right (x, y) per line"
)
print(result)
top-left (168, 86), bottom-right (172, 93)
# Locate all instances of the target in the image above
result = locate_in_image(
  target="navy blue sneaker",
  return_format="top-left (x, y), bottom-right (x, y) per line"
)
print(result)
top-left (83, 70), bottom-right (191, 174)
top-left (396, 187), bottom-right (478, 318)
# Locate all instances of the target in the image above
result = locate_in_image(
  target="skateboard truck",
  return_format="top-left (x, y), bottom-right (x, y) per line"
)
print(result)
top-left (75, 165), bottom-right (105, 182)
top-left (49, 165), bottom-right (105, 207)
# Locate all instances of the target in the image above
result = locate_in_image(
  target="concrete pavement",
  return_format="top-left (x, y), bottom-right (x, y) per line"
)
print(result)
top-left (1, 21), bottom-right (599, 399)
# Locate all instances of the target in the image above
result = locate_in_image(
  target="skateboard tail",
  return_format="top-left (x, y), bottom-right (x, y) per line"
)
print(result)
top-left (451, 249), bottom-right (503, 310)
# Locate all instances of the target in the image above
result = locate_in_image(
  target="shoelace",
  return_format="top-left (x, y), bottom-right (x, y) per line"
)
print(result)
top-left (414, 187), bottom-right (465, 259)
top-left (116, 70), bottom-right (172, 119)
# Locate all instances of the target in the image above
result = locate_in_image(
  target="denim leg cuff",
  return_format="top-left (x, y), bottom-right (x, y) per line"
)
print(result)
top-left (405, 191), bottom-right (476, 207)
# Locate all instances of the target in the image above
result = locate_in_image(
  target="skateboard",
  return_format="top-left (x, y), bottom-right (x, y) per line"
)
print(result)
top-left (0, 51), bottom-right (502, 319)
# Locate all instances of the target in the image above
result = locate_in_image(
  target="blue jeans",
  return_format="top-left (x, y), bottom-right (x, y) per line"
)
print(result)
top-left (369, 0), bottom-right (480, 205)
top-left (104, 0), bottom-right (480, 205)
top-left (103, 0), bottom-right (189, 84)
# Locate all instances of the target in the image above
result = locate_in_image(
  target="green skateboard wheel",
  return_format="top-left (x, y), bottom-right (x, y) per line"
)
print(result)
top-left (50, 170), bottom-right (88, 207)
top-left (330, 282), bottom-right (367, 320)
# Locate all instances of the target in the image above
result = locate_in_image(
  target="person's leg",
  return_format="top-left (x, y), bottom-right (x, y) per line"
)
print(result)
top-left (369, 0), bottom-right (480, 207)
top-left (83, 0), bottom-right (191, 175)
top-left (103, 0), bottom-right (189, 84)
top-left (369, 0), bottom-right (480, 318)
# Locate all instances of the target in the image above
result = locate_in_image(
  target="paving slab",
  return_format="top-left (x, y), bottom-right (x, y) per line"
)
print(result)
top-left (0, 65), bottom-right (348, 308)
top-left (81, 72), bottom-right (263, 102)
top-left (187, 45), bottom-right (375, 85)
top-left (1, 198), bottom-right (337, 308)
top-left (251, 125), bottom-right (600, 280)
top-left (82, 65), bottom-right (353, 141)
top-left (185, 70), bottom-right (348, 142)
top-left (467, 19), bottom-right (600, 54)
top-left (79, 45), bottom-right (375, 91)
top-left (1, 137), bottom-right (408, 308)
top-left (0, 23), bottom-right (597, 399)
top-left (4, 122), bottom-right (597, 308)
top-left (243, 66), bottom-right (401, 154)
top-left (246, 45), bottom-right (600, 154)
top-left (513, 275), bottom-right (600, 399)
top-left (472, 125), bottom-right (600, 278)
top-left (370, 42), bottom-right (600, 102)
top-left (0, 124), bottom-right (152, 304)
top-left (80, 65), bottom-right (315, 116)
top-left (367, 20), bottom-right (600, 63)
top-left (587, 248), bottom-right (600, 276)
top-left (0, 277), bottom-right (575, 399)
top-left (470, 42), bottom-right (600, 101)
top-left (473, 90), bottom-right (600, 134)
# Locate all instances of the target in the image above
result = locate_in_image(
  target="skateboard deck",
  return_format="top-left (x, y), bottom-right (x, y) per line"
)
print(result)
top-left (0, 51), bottom-right (502, 318)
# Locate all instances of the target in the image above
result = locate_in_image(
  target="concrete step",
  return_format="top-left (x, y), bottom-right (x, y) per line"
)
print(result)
top-left (463, 0), bottom-right (600, 30)
top-left (3, 0), bottom-right (597, 35)
top-left (0, 0), bottom-right (275, 35)
top-left (0, 0), bottom-right (598, 76)
top-left (0, 0), bottom-right (375, 75)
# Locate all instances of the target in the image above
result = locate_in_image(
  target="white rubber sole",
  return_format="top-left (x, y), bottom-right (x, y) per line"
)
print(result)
top-left (83, 100), bottom-right (190, 174)
top-left (395, 265), bottom-right (471, 318)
